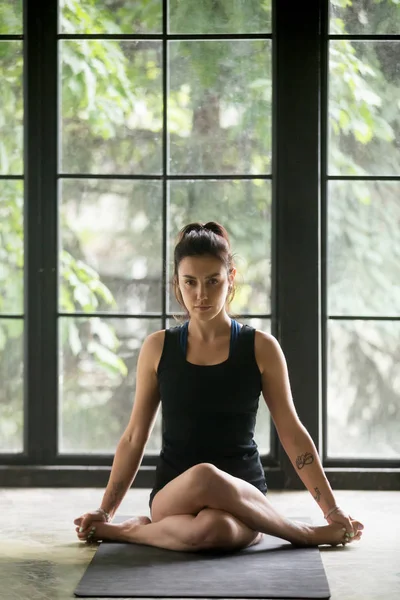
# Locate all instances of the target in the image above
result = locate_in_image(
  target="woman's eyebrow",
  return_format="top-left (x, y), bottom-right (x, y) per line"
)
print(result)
top-left (182, 272), bottom-right (221, 279)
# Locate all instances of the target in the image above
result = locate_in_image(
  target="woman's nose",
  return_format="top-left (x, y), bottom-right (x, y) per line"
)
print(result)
top-left (197, 286), bottom-right (208, 300)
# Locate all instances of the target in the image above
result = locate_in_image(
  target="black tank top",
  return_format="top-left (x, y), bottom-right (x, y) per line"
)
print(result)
top-left (152, 319), bottom-right (268, 500)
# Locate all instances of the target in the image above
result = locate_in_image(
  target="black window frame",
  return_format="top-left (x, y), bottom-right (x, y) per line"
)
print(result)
top-left (0, 0), bottom-right (398, 490)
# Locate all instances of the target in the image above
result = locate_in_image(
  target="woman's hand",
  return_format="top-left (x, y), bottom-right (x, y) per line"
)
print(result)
top-left (327, 507), bottom-right (364, 544)
top-left (74, 510), bottom-right (108, 543)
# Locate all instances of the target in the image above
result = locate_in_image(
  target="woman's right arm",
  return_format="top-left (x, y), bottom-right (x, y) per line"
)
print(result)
top-left (98, 331), bottom-right (165, 519)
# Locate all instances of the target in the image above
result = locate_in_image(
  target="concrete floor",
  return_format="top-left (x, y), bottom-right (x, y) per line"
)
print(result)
top-left (0, 488), bottom-right (398, 600)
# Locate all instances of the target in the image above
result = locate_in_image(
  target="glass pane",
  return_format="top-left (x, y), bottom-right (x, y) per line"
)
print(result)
top-left (327, 320), bottom-right (400, 459)
top-left (0, 0), bottom-right (22, 35)
top-left (60, 41), bottom-right (162, 175)
top-left (0, 180), bottom-right (24, 315)
top-left (60, 179), bottom-right (163, 314)
top-left (330, 0), bottom-right (400, 35)
top-left (59, 317), bottom-right (161, 453)
top-left (0, 41), bottom-right (23, 175)
top-left (328, 181), bottom-right (400, 317)
top-left (329, 41), bottom-right (400, 176)
top-left (169, 0), bottom-right (271, 34)
top-left (168, 179), bottom-right (271, 313)
top-left (169, 40), bottom-right (271, 174)
top-left (60, 0), bottom-right (162, 34)
top-left (0, 318), bottom-right (24, 452)
top-left (242, 318), bottom-right (271, 456)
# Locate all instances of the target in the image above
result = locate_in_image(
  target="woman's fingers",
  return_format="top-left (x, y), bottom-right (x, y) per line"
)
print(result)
top-left (75, 517), bottom-right (92, 538)
top-left (74, 513), bottom-right (104, 541)
top-left (346, 519), bottom-right (363, 537)
top-left (343, 529), bottom-right (363, 545)
top-left (76, 524), bottom-right (93, 540)
top-left (74, 514), bottom-right (88, 527)
top-left (351, 520), bottom-right (364, 536)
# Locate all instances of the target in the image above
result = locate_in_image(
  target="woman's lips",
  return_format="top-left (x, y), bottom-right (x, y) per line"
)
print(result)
top-left (195, 306), bottom-right (211, 310)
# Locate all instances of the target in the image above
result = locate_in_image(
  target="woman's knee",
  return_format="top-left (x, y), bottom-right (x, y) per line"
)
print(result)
top-left (190, 508), bottom-right (232, 545)
top-left (150, 463), bottom-right (217, 523)
top-left (185, 463), bottom-right (220, 498)
top-left (189, 462), bottom-right (219, 483)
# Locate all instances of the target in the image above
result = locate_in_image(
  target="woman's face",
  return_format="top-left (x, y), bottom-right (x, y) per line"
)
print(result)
top-left (177, 254), bottom-right (235, 320)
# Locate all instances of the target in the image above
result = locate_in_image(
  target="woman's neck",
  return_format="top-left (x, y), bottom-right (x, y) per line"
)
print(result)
top-left (188, 313), bottom-right (232, 343)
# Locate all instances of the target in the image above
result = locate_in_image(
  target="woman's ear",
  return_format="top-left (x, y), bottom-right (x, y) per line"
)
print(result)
top-left (229, 266), bottom-right (237, 286)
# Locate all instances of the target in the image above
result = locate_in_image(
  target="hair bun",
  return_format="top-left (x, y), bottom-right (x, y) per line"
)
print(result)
top-left (177, 221), bottom-right (230, 247)
top-left (176, 223), bottom-right (200, 243)
top-left (203, 222), bottom-right (221, 235)
top-left (178, 223), bottom-right (203, 238)
top-left (203, 222), bottom-right (230, 246)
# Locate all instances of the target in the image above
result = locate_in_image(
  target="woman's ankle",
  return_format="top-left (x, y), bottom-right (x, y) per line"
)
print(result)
top-left (290, 521), bottom-right (315, 546)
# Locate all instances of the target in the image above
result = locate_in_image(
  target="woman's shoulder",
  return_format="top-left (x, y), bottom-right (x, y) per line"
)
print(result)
top-left (254, 329), bottom-right (279, 352)
top-left (139, 330), bottom-right (166, 373)
top-left (145, 321), bottom-right (184, 344)
top-left (143, 329), bottom-right (166, 353)
top-left (254, 329), bottom-right (283, 373)
top-left (142, 324), bottom-right (184, 369)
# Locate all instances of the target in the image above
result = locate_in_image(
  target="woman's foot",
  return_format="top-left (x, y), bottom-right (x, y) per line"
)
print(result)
top-left (248, 531), bottom-right (264, 547)
top-left (76, 516), bottom-right (151, 544)
top-left (294, 518), bottom-right (363, 547)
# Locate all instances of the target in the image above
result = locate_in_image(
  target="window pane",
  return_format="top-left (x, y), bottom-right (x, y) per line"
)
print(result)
top-left (60, 179), bottom-right (163, 314)
top-left (0, 0), bottom-right (22, 35)
top-left (59, 0), bottom-right (162, 34)
top-left (0, 180), bottom-right (24, 314)
top-left (0, 318), bottom-right (23, 452)
top-left (327, 320), bottom-right (400, 459)
top-left (242, 318), bottom-right (271, 456)
top-left (330, 0), bottom-right (400, 35)
top-left (329, 41), bottom-right (400, 176)
top-left (168, 179), bottom-right (271, 313)
top-left (60, 41), bottom-right (162, 175)
top-left (0, 41), bottom-right (23, 175)
top-left (59, 317), bottom-right (161, 453)
top-left (169, 0), bottom-right (271, 34)
top-left (168, 40), bottom-right (271, 174)
top-left (328, 181), bottom-right (400, 317)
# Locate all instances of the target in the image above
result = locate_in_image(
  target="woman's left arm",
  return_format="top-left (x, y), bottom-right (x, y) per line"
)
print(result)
top-left (279, 425), bottom-right (337, 515)
top-left (255, 331), bottom-right (337, 516)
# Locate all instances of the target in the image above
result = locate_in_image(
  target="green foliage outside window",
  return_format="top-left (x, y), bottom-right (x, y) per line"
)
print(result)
top-left (0, 0), bottom-right (399, 457)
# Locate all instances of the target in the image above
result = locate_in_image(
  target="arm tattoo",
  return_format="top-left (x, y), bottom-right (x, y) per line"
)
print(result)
top-left (106, 481), bottom-right (126, 511)
top-left (313, 487), bottom-right (321, 503)
top-left (295, 452), bottom-right (314, 470)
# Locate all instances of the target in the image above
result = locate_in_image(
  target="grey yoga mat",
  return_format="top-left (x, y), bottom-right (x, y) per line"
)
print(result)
top-left (74, 516), bottom-right (331, 599)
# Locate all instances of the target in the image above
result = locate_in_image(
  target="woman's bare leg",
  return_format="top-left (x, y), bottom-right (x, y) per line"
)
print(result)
top-left (77, 463), bottom-right (363, 550)
top-left (81, 515), bottom-right (200, 551)
top-left (150, 464), bottom-right (363, 547)
top-left (76, 509), bottom-right (262, 552)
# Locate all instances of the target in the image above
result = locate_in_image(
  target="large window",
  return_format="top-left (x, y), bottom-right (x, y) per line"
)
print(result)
top-left (0, 1), bottom-right (398, 489)
top-left (58, 0), bottom-right (272, 456)
top-left (325, 0), bottom-right (400, 461)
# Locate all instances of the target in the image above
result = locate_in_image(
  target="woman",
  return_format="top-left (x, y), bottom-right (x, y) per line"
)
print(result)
top-left (74, 222), bottom-right (364, 552)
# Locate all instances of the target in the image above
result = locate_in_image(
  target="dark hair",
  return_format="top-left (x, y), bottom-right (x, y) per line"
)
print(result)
top-left (172, 222), bottom-right (236, 316)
